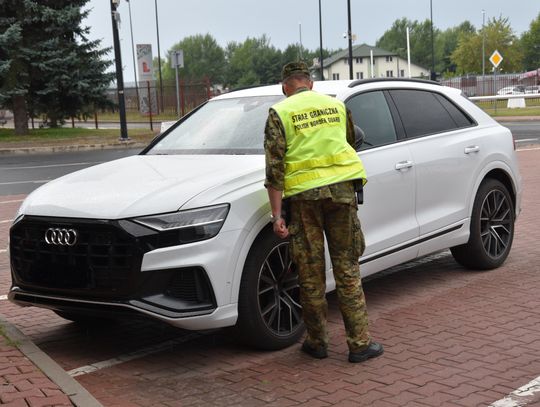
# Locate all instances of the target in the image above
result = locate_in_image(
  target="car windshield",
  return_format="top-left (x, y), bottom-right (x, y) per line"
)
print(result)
top-left (146, 95), bottom-right (283, 155)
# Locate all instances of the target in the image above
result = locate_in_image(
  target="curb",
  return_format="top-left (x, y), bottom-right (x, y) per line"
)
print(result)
top-left (0, 315), bottom-right (103, 407)
top-left (0, 141), bottom-right (149, 155)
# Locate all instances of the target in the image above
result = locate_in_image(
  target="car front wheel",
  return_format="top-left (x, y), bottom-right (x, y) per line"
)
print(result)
top-left (236, 230), bottom-right (304, 350)
top-left (451, 178), bottom-right (515, 270)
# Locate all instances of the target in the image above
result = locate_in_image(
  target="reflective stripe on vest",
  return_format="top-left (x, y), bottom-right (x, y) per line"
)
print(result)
top-left (272, 90), bottom-right (367, 197)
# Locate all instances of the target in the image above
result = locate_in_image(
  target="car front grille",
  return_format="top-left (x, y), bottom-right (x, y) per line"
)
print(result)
top-left (10, 216), bottom-right (145, 298)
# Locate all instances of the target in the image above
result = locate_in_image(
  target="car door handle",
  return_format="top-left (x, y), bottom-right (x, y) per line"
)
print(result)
top-left (464, 145), bottom-right (480, 154)
top-left (395, 160), bottom-right (414, 171)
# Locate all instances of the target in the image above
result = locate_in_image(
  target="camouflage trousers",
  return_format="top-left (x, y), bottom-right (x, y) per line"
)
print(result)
top-left (289, 198), bottom-right (370, 352)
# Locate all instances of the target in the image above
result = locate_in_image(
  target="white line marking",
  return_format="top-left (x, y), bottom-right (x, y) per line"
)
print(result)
top-left (0, 162), bottom-right (100, 171)
top-left (67, 334), bottom-right (200, 377)
top-left (515, 138), bottom-right (539, 143)
top-left (0, 199), bottom-right (25, 204)
top-left (0, 180), bottom-right (49, 186)
top-left (517, 146), bottom-right (540, 152)
top-left (0, 295), bottom-right (7, 301)
top-left (0, 219), bottom-right (12, 224)
top-left (0, 249), bottom-right (7, 254)
top-left (489, 376), bottom-right (540, 406)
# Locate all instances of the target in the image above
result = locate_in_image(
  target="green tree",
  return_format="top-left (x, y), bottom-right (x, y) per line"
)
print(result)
top-left (451, 16), bottom-right (523, 74)
top-left (224, 35), bottom-right (282, 88)
top-left (163, 34), bottom-right (225, 83)
top-left (376, 18), bottom-right (439, 73)
top-left (435, 21), bottom-right (476, 76)
top-left (520, 12), bottom-right (540, 71)
top-left (0, 0), bottom-right (113, 133)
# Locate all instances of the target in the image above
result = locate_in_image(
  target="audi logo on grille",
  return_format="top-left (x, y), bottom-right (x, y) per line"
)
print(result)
top-left (44, 228), bottom-right (79, 246)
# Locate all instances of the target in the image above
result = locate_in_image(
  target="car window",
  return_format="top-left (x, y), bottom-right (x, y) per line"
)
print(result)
top-left (389, 89), bottom-right (471, 138)
top-left (346, 91), bottom-right (398, 149)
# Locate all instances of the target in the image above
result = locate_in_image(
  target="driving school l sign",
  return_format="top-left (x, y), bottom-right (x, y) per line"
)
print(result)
top-left (489, 50), bottom-right (503, 68)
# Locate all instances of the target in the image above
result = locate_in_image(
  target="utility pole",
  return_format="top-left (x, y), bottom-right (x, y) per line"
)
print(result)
top-left (110, 0), bottom-right (128, 140)
top-left (430, 0), bottom-right (436, 81)
top-left (319, 0), bottom-right (324, 80)
top-left (347, 0), bottom-right (353, 79)
top-left (154, 0), bottom-right (164, 113)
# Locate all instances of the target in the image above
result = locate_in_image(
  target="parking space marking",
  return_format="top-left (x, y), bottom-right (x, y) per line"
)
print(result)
top-left (515, 138), bottom-right (539, 143)
top-left (0, 249), bottom-right (6, 254)
top-left (0, 219), bottom-right (12, 224)
top-left (67, 333), bottom-right (201, 377)
top-left (0, 295), bottom-right (7, 300)
top-left (0, 180), bottom-right (49, 186)
top-left (517, 146), bottom-right (540, 152)
top-left (489, 376), bottom-right (540, 407)
top-left (0, 162), bottom-right (99, 171)
top-left (0, 199), bottom-right (24, 204)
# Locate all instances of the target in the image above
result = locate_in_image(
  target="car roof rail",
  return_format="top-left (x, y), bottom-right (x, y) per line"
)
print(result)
top-left (348, 77), bottom-right (441, 88)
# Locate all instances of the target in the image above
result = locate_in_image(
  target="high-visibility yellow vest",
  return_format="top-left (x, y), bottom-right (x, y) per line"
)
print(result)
top-left (272, 90), bottom-right (367, 198)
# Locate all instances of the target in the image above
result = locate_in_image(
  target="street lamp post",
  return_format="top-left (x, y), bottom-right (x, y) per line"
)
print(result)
top-left (347, 0), bottom-right (353, 79)
top-left (430, 0), bottom-right (436, 81)
top-left (154, 0), bottom-right (164, 113)
top-left (318, 0), bottom-right (324, 80)
top-left (110, 0), bottom-right (128, 140)
top-left (482, 10), bottom-right (486, 95)
top-left (126, 0), bottom-right (139, 107)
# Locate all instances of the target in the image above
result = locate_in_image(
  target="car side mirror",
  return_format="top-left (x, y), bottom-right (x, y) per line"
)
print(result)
top-left (354, 125), bottom-right (365, 150)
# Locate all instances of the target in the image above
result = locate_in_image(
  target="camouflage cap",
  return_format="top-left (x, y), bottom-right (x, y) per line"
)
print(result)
top-left (281, 61), bottom-right (310, 81)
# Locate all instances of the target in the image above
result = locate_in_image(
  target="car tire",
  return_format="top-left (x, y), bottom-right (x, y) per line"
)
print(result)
top-left (236, 229), bottom-right (304, 350)
top-left (451, 178), bottom-right (515, 270)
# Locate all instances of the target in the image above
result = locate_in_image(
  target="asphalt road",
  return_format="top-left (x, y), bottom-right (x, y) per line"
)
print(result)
top-left (0, 121), bottom-right (537, 196)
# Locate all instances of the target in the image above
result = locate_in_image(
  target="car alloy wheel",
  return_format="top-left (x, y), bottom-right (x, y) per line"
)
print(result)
top-left (257, 241), bottom-right (302, 337)
top-left (480, 189), bottom-right (513, 260)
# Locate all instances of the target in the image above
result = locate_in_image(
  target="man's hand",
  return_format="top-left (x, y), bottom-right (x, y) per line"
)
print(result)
top-left (273, 218), bottom-right (289, 239)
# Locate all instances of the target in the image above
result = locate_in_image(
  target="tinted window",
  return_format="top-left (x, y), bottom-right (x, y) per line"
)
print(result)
top-left (346, 91), bottom-right (397, 149)
top-left (434, 94), bottom-right (475, 127)
top-left (389, 90), bottom-right (469, 138)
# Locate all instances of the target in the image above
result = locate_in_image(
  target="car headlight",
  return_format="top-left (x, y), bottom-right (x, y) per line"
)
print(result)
top-left (132, 204), bottom-right (230, 243)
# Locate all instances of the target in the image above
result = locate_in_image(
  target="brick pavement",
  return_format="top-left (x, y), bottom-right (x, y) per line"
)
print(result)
top-left (0, 149), bottom-right (539, 406)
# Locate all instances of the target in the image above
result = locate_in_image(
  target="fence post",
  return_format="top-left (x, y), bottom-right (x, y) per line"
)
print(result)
top-left (147, 80), bottom-right (153, 131)
top-left (180, 80), bottom-right (185, 117)
top-left (94, 110), bottom-right (98, 129)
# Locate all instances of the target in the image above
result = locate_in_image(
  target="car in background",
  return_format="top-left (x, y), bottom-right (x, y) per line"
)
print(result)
top-left (497, 85), bottom-right (525, 95)
top-left (9, 78), bottom-right (522, 350)
top-left (525, 85), bottom-right (540, 94)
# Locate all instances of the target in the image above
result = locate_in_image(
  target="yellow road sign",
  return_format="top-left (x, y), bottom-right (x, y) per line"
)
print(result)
top-left (489, 50), bottom-right (503, 68)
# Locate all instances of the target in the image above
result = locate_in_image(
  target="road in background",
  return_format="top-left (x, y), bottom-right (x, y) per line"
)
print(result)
top-left (0, 148), bottom-right (142, 195)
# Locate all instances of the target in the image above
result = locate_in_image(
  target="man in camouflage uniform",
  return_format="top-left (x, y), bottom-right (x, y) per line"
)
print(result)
top-left (264, 61), bottom-right (383, 363)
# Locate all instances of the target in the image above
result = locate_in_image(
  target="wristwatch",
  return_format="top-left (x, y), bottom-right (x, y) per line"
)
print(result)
top-left (270, 214), bottom-right (282, 223)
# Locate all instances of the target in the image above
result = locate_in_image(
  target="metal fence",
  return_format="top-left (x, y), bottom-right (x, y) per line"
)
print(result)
top-left (440, 71), bottom-right (540, 97)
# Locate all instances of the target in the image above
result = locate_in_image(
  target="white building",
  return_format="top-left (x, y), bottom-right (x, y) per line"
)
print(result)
top-left (314, 44), bottom-right (429, 81)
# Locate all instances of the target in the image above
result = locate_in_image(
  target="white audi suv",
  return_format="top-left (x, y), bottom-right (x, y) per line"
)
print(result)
top-left (9, 78), bottom-right (522, 349)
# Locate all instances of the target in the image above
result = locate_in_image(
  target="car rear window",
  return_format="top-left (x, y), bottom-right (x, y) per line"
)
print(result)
top-left (389, 89), bottom-right (474, 138)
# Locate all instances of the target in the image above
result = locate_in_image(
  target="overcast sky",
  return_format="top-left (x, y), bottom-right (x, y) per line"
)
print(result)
top-left (84, 0), bottom-right (539, 82)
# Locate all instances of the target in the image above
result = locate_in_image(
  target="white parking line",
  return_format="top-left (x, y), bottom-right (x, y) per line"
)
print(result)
top-left (0, 180), bottom-right (49, 186)
top-left (67, 333), bottom-right (201, 377)
top-left (489, 376), bottom-right (540, 406)
top-left (517, 146), bottom-right (540, 152)
top-left (0, 249), bottom-right (7, 254)
top-left (0, 219), bottom-right (12, 224)
top-left (0, 162), bottom-right (99, 171)
top-left (0, 199), bottom-right (24, 204)
top-left (515, 138), bottom-right (539, 143)
top-left (0, 295), bottom-right (7, 301)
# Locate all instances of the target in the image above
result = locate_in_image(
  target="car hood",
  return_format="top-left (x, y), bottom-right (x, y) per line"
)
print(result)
top-left (19, 155), bottom-right (265, 219)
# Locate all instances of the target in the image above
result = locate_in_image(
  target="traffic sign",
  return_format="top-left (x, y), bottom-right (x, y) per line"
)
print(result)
top-left (489, 50), bottom-right (503, 68)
